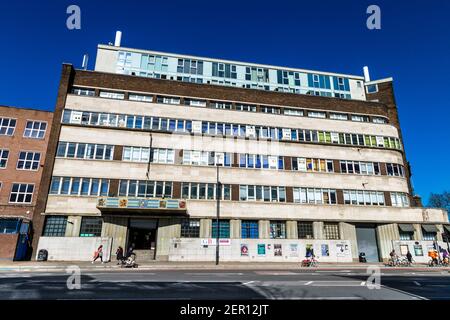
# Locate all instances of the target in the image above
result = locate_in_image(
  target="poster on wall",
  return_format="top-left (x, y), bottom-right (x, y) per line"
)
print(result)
top-left (336, 243), bottom-right (350, 257)
top-left (305, 244), bottom-right (314, 258)
top-left (289, 244), bottom-right (299, 257)
top-left (414, 245), bottom-right (423, 256)
top-left (240, 244), bottom-right (249, 256)
top-left (400, 245), bottom-right (409, 256)
top-left (257, 244), bottom-right (266, 256)
top-left (321, 244), bottom-right (330, 257)
top-left (274, 244), bottom-right (282, 256)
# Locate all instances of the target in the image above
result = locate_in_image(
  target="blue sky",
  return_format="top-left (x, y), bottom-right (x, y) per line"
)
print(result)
top-left (0, 0), bottom-right (449, 203)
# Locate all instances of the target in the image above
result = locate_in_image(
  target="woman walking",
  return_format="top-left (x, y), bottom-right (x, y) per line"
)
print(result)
top-left (92, 245), bottom-right (104, 264)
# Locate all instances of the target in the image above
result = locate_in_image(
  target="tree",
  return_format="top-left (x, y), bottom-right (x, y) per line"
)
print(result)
top-left (427, 192), bottom-right (450, 219)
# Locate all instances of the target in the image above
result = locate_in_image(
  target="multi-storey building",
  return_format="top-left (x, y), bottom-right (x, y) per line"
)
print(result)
top-left (32, 36), bottom-right (449, 263)
top-left (0, 106), bottom-right (53, 260)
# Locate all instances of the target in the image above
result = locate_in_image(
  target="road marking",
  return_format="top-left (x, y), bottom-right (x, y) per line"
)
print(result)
top-left (305, 281), bottom-right (313, 285)
top-left (243, 281), bottom-right (255, 285)
top-left (413, 281), bottom-right (421, 286)
top-left (360, 282), bottom-right (366, 286)
top-left (255, 271), bottom-right (299, 275)
top-left (184, 272), bottom-right (244, 276)
top-left (310, 281), bottom-right (367, 287)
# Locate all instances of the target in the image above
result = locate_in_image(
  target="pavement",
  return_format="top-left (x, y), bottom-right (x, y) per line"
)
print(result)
top-left (0, 260), bottom-right (449, 272)
top-left (1, 269), bottom-right (450, 300)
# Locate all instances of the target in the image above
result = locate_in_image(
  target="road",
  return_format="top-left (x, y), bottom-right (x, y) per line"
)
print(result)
top-left (1, 269), bottom-right (449, 300)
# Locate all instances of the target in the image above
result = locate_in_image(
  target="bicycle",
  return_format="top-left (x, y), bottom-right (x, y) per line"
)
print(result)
top-left (301, 256), bottom-right (319, 267)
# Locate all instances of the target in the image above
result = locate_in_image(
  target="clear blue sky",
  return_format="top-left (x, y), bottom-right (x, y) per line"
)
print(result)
top-left (0, 0), bottom-right (449, 203)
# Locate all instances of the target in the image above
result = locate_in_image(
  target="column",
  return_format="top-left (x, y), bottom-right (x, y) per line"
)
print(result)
top-left (200, 219), bottom-right (212, 238)
top-left (65, 216), bottom-right (82, 237)
top-left (376, 223), bottom-right (400, 263)
top-left (230, 219), bottom-right (241, 239)
top-left (286, 221), bottom-right (298, 239)
top-left (101, 216), bottom-right (128, 253)
top-left (259, 220), bottom-right (270, 239)
top-left (339, 222), bottom-right (358, 261)
top-left (413, 224), bottom-right (423, 240)
top-left (313, 222), bottom-right (324, 239)
top-left (156, 218), bottom-right (182, 261)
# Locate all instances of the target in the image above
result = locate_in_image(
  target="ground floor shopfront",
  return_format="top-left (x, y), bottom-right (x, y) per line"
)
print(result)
top-left (36, 214), bottom-right (450, 263)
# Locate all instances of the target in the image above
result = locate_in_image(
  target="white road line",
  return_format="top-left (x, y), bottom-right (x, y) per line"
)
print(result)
top-left (360, 282), bottom-right (366, 286)
top-left (305, 281), bottom-right (313, 285)
top-left (184, 273), bottom-right (244, 276)
top-left (413, 281), bottom-right (421, 286)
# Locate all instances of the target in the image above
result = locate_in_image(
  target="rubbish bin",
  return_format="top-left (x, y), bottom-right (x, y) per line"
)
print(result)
top-left (37, 249), bottom-right (48, 261)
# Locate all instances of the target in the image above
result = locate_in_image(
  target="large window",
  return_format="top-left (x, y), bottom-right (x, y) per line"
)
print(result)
top-left (239, 154), bottom-right (283, 170)
top-left (9, 183), bottom-right (34, 204)
top-left (292, 157), bottom-right (334, 173)
top-left (156, 95), bottom-right (181, 105)
top-left (343, 190), bottom-right (385, 206)
top-left (183, 150), bottom-right (232, 167)
top-left (79, 217), bottom-right (103, 237)
top-left (212, 220), bottom-right (230, 239)
top-left (99, 91), bottom-right (125, 100)
top-left (0, 218), bottom-right (20, 234)
top-left (386, 163), bottom-right (405, 177)
top-left (270, 221), bottom-right (286, 239)
top-left (0, 118), bottom-right (16, 136)
top-left (23, 121), bottom-right (47, 139)
top-left (390, 192), bottom-right (410, 207)
top-left (119, 180), bottom-right (172, 198)
top-left (181, 182), bottom-right (231, 201)
top-left (212, 62), bottom-right (237, 79)
top-left (298, 222), bottom-right (314, 239)
top-left (71, 87), bottom-right (95, 96)
top-left (57, 142), bottom-right (114, 161)
top-left (16, 151), bottom-right (41, 170)
top-left (323, 223), bottom-right (340, 240)
top-left (43, 216), bottom-right (67, 237)
top-left (177, 59), bottom-right (203, 75)
top-left (181, 219), bottom-right (200, 238)
top-left (340, 160), bottom-right (380, 175)
top-left (241, 220), bottom-right (259, 239)
top-left (0, 149), bottom-right (9, 168)
top-left (239, 185), bottom-right (286, 202)
top-left (293, 188), bottom-right (337, 205)
top-left (50, 177), bottom-right (109, 196)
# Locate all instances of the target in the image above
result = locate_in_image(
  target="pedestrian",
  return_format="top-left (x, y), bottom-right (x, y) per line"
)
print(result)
top-left (442, 250), bottom-right (449, 265)
top-left (116, 246), bottom-right (124, 265)
top-left (406, 250), bottom-right (413, 264)
top-left (389, 249), bottom-right (397, 265)
top-left (92, 245), bottom-right (104, 264)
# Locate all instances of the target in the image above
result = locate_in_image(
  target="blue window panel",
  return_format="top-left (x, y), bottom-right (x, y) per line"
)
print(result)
top-left (169, 119), bottom-right (176, 131)
top-left (239, 154), bottom-right (246, 167)
top-left (126, 116), bottom-right (134, 128)
top-left (278, 157), bottom-right (284, 169)
top-left (255, 155), bottom-right (261, 168)
top-left (344, 78), bottom-right (350, 91)
top-left (247, 155), bottom-right (254, 168)
top-left (212, 220), bottom-right (230, 238)
top-left (319, 75), bottom-right (326, 89)
top-left (152, 117), bottom-right (160, 130)
top-left (291, 130), bottom-right (297, 141)
top-left (160, 119), bottom-right (168, 131)
top-left (185, 120), bottom-right (192, 132)
top-left (135, 116), bottom-right (143, 129)
top-left (225, 124), bottom-right (232, 135)
top-left (177, 120), bottom-right (184, 131)
top-left (325, 76), bottom-right (331, 89)
top-left (233, 125), bottom-right (239, 136)
top-left (202, 122), bottom-right (208, 134)
top-left (224, 153), bottom-right (231, 167)
top-left (0, 218), bottom-right (21, 234)
top-left (277, 70), bottom-right (283, 84)
top-left (241, 221), bottom-right (259, 239)
top-left (263, 156), bottom-right (269, 169)
top-left (278, 129), bottom-right (283, 140)
top-left (209, 122), bottom-right (216, 134)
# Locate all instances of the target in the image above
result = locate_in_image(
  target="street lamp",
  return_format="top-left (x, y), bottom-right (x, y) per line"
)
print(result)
top-left (215, 165), bottom-right (221, 265)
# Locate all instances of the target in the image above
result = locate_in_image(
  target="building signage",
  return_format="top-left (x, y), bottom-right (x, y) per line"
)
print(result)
top-left (282, 128), bottom-right (291, 140)
top-left (192, 120), bottom-right (202, 134)
top-left (200, 239), bottom-right (231, 246)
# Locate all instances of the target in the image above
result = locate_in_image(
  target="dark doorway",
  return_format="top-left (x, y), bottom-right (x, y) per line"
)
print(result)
top-left (128, 219), bottom-right (158, 260)
top-left (355, 224), bottom-right (380, 262)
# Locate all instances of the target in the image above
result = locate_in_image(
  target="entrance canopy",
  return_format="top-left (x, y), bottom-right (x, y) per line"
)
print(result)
top-left (398, 224), bottom-right (415, 232)
top-left (422, 224), bottom-right (438, 233)
top-left (97, 197), bottom-right (188, 216)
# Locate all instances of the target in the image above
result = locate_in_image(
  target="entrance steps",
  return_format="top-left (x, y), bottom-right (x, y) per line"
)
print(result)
top-left (133, 249), bottom-right (155, 262)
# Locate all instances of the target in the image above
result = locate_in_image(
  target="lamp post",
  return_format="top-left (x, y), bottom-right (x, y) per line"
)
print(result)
top-left (215, 165), bottom-right (221, 265)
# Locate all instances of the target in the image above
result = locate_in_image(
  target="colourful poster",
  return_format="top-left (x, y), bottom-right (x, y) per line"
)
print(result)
top-left (289, 244), bottom-right (299, 257)
top-left (257, 244), bottom-right (266, 256)
top-left (274, 244), bottom-right (282, 256)
top-left (240, 244), bottom-right (249, 256)
top-left (321, 244), bottom-right (329, 257)
top-left (414, 245), bottom-right (423, 256)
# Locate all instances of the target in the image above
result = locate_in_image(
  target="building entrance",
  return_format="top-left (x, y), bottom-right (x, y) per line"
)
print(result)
top-left (355, 224), bottom-right (380, 262)
top-left (128, 219), bottom-right (158, 260)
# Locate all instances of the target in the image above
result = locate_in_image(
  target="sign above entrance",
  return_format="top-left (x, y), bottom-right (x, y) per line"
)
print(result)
top-left (97, 197), bottom-right (187, 214)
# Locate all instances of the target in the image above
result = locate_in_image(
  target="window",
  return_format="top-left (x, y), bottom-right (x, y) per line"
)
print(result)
top-left (9, 183), bottom-right (34, 204)
top-left (16, 151), bottom-right (41, 170)
top-left (330, 113), bottom-right (348, 121)
top-left (212, 220), bottom-right (230, 238)
top-left (270, 221), bottom-right (286, 239)
top-left (366, 84), bottom-right (378, 93)
top-left (293, 188), bottom-right (337, 205)
top-left (99, 91), bottom-right (125, 100)
top-left (57, 142), bottom-right (113, 161)
top-left (184, 98), bottom-right (207, 107)
top-left (298, 222), bottom-right (314, 239)
top-left (343, 190), bottom-right (385, 206)
top-left (79, 217), bottom-right (103, 237)
top-left (0, 118), bottom-right (16, 136)
top-left (399, 231), bottom-right (413, 241)
top-left (129, 94), bottom-right (153, 102)
top-left (236, 104), bottom-right (257, 112)
top-left (386, 163), bottom-right (405, 177)
top-left (351, 115), bottom-right (369, 122)
top-left (152, 148), bottom-right (175, 164)
top-left (261, 106), bottom-right (281, 114)
top-left (23, 121), bottom-right (47, 139)
top-left (240, 185), bottom-right (286, 202)
top-left (119, 180), bottom-right (172, 198)
top-left (372, 117), bottom-right (387, 124)
top-left (181, 219), bottom-right (200, 238)
top-left (241, 220), bottom-right (259, 239)
top-left (157, 96), bottom-right (181, 105)
top-left (50, 177), bottom-right (109, 196)
top-left (210, 101), bottom-right (232, 110)
top-left (283, 108), bottom-right (304, 117)
top-left (308, 111), bottom-right (326, 119)
top-left (390, 192), bottom-right (410, 207)
top-left (0, 218), bottom-right (21, 234)
top-left (324, 223), bottom-right (340, 240)
top-left (43, 216), bottom-right (67, 237)
top-left (212, 62), bottom-right (237, 79)
top-left (177, 59), bottom-right (203, 75)
top-left (0, 149), bottom-right (9, 168)
top-left (71, 87), bottom-right (95, 96)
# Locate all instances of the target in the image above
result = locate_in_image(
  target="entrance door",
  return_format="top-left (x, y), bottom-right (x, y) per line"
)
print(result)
top-left (356, 225), bottom-right (380, 262)
top-left (128, 219), bottom-right (158, 260)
